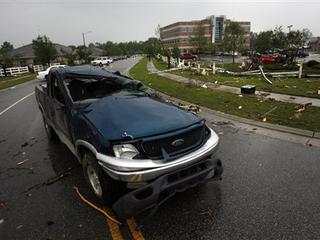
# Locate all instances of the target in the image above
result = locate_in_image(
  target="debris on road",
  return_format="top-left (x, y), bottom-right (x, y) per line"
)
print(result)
top-left (16, 159), bottom-right (29, 166)
top-left (73, 186), bottom-right (122, 225)
top-left (21, 142), bottom-right (29, 148)
top-left (16, 225), bottom-right (23, 230)
top-left (46, 172), bottom-right (71, 186)
top-left (211, 121), bottom-right (235, 126)
top-left (46, 220), bottom-right (55, 226)
top-left (0, 202), bottom-right (6, 209)
top-left (24, 166), bottom-right (78, 193)
top-left (0, 219), bottom-right (4, 225)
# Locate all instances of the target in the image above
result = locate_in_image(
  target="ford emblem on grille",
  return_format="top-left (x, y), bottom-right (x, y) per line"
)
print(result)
top-left (172, 139), bottom-right (184, 147)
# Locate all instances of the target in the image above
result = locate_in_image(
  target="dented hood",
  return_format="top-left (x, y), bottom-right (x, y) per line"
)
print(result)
top-left (80, 95), bottom-right (201, 140)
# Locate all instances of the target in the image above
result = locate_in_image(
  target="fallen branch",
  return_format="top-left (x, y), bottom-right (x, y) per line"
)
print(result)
top-left (73, 186), bottom-right (122, 225)
top-left (23, 165), bottom-right (78, 193)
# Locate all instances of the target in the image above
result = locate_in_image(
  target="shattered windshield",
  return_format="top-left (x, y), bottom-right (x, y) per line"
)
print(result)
top-left (65, 77), bottom-right (147, 103)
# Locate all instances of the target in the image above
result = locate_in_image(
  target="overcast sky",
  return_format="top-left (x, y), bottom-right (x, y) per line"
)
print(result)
top-left (0, 0), bottom-right (319, 48)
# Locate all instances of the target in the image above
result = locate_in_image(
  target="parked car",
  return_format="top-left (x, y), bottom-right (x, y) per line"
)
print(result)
top-left (180, 53), bottom-right (198, 60)
top-left (35, 66), bottom-right (223, 220)
top-left (260, 54), bottom-right (276, 64)
top-left (296, 51), bottom-right (309, 58)
top-left (91, 57), bottom-right (113, 66)
top-left (36, 65), bottom-right (66, 81)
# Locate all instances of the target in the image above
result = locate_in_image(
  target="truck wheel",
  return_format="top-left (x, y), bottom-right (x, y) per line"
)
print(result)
top-left (82, 152), bottom-right (126, 205)
top-left (43, 117), bottom-right (58, 141)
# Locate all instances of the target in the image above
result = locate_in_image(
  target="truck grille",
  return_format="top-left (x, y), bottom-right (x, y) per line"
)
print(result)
top-left (142, 126), bottom-right (205, 160)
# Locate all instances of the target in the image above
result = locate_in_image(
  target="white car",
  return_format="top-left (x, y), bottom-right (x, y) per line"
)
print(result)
top-left (37, 65), bottom-right (66, 80)
top-left (91, 57), bottom-right (113, 66)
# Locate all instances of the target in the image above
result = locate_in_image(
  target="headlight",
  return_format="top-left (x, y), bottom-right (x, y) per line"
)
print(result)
top-left (113, 144), bottom-right (139, 159)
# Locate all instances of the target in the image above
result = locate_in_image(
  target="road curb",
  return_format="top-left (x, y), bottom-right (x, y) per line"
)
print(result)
top-left (156, 91), bottom-right (320, 140)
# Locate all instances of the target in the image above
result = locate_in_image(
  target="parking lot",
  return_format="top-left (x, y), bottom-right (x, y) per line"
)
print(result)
top-left (1, 58), bottom-right (320, 240)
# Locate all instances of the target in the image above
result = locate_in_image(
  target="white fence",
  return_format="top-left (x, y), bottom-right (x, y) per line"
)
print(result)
top-left (0, 62), bottom-right (62, 77)
top-left (33, 63), bottom-right (61, 72)
top-left (33, 65), bottom-right (44, 72)
top-left (0, 66), bottom-right (29, 77)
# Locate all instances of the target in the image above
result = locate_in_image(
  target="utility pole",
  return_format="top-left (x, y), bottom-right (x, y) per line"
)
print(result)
top-left (82, 31), bottom-right (92, 47)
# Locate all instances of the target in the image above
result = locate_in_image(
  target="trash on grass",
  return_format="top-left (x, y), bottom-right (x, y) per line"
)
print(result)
top-left (238, 106), bottom-right (242, 109)
top-left (295, 103), bottom-right (312, 113)
top-left (262, 117), bottom-right (267, 122)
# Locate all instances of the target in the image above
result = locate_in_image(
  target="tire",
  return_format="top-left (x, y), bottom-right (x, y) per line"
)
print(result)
top-left (42, 117), bottom-right (58, 141)
top-left (99, 62), bottom-right (103, 67)
top-left (82, 152), bottom-right (126, 205)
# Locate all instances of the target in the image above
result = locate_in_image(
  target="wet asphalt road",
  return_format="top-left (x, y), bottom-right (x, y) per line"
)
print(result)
top-left (1, 58), bottom-right (320, 240)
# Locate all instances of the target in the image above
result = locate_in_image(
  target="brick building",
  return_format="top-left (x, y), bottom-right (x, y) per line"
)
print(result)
top-left (160, 15), bottom-right (251, 53)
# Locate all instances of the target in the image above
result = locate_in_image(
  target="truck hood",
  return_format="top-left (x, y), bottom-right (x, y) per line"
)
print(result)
top-left (80, 95), bottom-right (201, 140)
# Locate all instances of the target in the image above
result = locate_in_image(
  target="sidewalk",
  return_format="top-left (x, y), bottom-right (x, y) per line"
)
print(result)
top-left (148, 61), bottom-right (320, 107)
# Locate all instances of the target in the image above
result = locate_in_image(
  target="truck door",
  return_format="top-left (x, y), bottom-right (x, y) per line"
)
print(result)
top-left (51, 76), bottom-right (71, 140)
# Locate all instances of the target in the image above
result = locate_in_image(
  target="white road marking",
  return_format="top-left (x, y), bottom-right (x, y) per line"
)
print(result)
top-left (0, 92), bottom-right (35, 116)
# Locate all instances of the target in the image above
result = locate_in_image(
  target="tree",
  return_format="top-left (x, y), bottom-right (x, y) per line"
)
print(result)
top-left (62, 50), bottom-right (76, 65)
top-left (76, 46), bottom-right (92, 63)
top-left (144, 37), bottom-right (162, 57)
top-left (272, 26), bottom-right (287, 49)
top-left (32, 35), bottom-right (57, 65)
top-left (155, 24), bottom-right (161, 39)
top-left (189, 23), bottom-right (207, 54)
top-left (162, 47), bottom-right (172, 69)
top-left (0, 41), bottom-right (15, 76)
top-left (222, 22), bottom-right (245, 63)
top-left (255, 31), bottom-right (273, 53)
top-left (172, 45), bottom-right (180, 62)
top-left (287, 29), bottom-right (312, 47)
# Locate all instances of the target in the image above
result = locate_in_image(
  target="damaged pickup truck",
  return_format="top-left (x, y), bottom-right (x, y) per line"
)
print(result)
top-left (35, 66), bottom-right (223, 220)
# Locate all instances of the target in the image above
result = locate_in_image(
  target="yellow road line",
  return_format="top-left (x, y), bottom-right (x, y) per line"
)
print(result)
top-left (126, 217), bottom-right (145, 240)
top-left (104, 207), bottom-right (124, 240)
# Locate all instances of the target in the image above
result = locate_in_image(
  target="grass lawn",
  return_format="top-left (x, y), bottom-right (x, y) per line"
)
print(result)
top-left (131, 58), bottom-right (320, 132)
top-left (153, 58), bottom-right (320, 99)
top-left (0, 73), bottom-right (36, 90)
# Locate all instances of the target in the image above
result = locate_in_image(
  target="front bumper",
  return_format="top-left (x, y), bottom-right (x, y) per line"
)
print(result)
top-left (112, 158), bottom-right (223, 220)
top-left (97, 128), bottom-right (219, 182)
